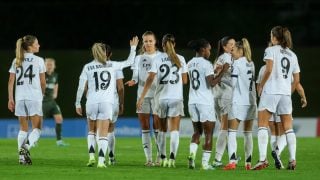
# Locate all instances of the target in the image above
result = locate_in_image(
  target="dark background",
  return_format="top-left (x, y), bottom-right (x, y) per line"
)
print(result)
top-left (1, 0), bottom-right (319, 118)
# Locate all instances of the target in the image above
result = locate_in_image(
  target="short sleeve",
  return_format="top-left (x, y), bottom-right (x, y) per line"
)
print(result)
top-left (39, 58), bottom-right (46, 73)
top-left (292, 57), bottom-right (300, 74)
top-left (204, 61), bottom-right (214, 77)
top-left (149, 56), bottom-right (158, 73)
top-left (256, 66), bottom-right (265, 84)
top-left (9, 59), bottom-right (16, 73)
top-left (263, 47), bottom-right (274, 62)
top-left (116, 70), bottom-right (124, 80)
top-left (180, 56), bottom-right (188, 73)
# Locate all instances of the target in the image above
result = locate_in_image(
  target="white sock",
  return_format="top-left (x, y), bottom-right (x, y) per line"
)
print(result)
top-left (107, 132), bottom-right (115, 158)
top-left (244, 131), bottom-right (253, 164)
top-left (97, 137), bottom-right (108, 165)
top-left (215, 130), bottom-right (228, 161)
top-left (159, 131), bottom-right (167, 158)
top-left (228, 129), bottom-right (237, 163)
top-left (202, 151), bottom-right (211, 166)
top-left (27, 128), bottom-right (41, 150)
top-left (285, 129), bottom-right (296, 161)
top-left (87, 133), bottom-right (96, 159)
top-left (277, 134), bottom-right (287, 156)
top-left (154, 129), bottom-right (159, 142)
top-left (257, 127), bottom-right (269, 161)
top-left (170, 131), bottom-right (179, 159)
top-left (189, 143), bottom-right (198, 158)
top-left (270, 135), bottom-right (277, 151)
top-left (142, 130), bottom-right (152, 162)
top-left (17, 130), bottom-right (28, 150)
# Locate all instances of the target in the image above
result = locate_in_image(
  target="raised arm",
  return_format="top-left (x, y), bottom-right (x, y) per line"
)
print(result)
top-left (119, 36), bottom-right (139, 69)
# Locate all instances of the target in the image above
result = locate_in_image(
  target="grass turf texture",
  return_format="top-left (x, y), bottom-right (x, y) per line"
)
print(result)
top-left (0, 137), bottom-right (319, 180)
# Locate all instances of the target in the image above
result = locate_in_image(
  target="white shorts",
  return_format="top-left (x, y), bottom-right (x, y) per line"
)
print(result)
top-left (214, 98), bottom-right (232, 118)
top-left (269, 113), bottom-right (281, 123)
top-left (15, 100), bottom-right (43, 116)
top-left (229, 104), bottom-right (257, 121)
top-left (86, 102), bottom-right (113, 121)
top-left (112, 103), bottom-right (119, 123)
top-left (136, 97), bottom-right (156, 114)
top-left (258, 94), bottom-right (292, 115)
top-left (188, 104), bottom-right (216, 122)
top-left (157, 99), bottom-right (184, 118)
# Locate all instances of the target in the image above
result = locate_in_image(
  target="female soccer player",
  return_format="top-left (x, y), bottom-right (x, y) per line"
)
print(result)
top-left (126, 31), bottom-right (161, 166)
top-left (256, 64), bottom-right (307, 169)
top-left (137, 34), bottom-right (188, 168)
top-left (212, 36), bottom-right (236, 167)
top-left (186, 38), bottom-right (227, 170)
top-left (8, 35), bottom-right (46, 165)
top-left (75, 36), bottom-right (138, 168)
top-left (222, 38), bottom-right (257, 170)
top-left (43, 58), bottom-right (68, 147)
top-left (252, 26), bottom-right (300, 170)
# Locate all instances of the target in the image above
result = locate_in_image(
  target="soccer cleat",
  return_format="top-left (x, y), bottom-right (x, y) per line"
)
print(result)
top-left (154, 161), bottom-right (161, 167)
top-left (201, 164), bottom-right (215, 170)
top-left (168, 159), bottom-right (176, 168)
top-left (21, 146), bottom-right (32, 165)
top-left (108, 157), bottom-right (116, 166)
top-left (287, 160), bottom-right (296, 170)
top-left (160, 158), bottom-right (168, 167)
top-left (97, 163), bottom-right (107, 168)
top-left (251, 160), bottom-right (269, 170)
top-left (87, 158), bottom-right (96, 167)
top-left (245, 163), bottom-right (251, 170)
top-left (56, 140), bottom-right (69, 147)
top-left (271, 150), bottom-right (283, 169)
top-left (223, 162), bottom-right (236, 170)
top-left (18, 149), bottom-right (26, 165)
top-left (188, 154), bottom-right (195, 169)
top-left (212, 159), bottom-right (223, 168)
top-left (144, 161), bottom-right (154, 167)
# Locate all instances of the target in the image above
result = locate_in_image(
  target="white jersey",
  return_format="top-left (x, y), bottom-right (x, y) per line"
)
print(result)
top-left (149, 52), bottom-right (187, 100)
top-left (187, 57), bottom-right (214, 105)
top-left (9, 53), bottom-right (46, 101)
top-left (263, 45), bottom-right (300, 95)
top-left (257, 65), bottom-right (293, 85)
top-left (213, 52), bottom-right (233, 99)
top-left (132, 51), bottom-right (160, 98)
top-left (231, 57), bottom-right (256, 105)
top-left (256, 65), bottom-right (266, 84)
top-left (114, 70), bottom-right (124, 105)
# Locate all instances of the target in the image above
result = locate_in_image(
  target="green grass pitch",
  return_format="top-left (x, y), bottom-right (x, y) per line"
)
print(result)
top-left (1, 137), bottom-right (320, 180)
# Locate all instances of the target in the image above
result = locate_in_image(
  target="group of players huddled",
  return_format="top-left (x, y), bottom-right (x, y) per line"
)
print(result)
top-left (8, 25), bottom-right (306, 170)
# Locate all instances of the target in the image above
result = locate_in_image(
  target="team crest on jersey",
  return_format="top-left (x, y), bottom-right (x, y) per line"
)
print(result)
top-left (142, 59), bottom-right (147, 62)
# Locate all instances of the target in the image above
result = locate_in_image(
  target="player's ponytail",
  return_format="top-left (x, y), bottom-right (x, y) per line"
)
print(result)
top-left (15, 35), bottom-right (37, 67)
top-left (92, 43), bottom-right (107, 64)
top-left (162, 34), bottom-right (181, 68)
top-left (241, 38), bottom-right (252, 62)
top-left (271, 26), bottom-right (292, 49)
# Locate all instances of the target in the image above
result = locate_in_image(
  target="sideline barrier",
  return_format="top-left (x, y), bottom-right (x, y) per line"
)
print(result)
top-left (0, 117), bottom-right (318, 138)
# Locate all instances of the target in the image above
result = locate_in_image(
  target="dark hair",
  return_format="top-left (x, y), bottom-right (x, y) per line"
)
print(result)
top-left (105, 44), bottom-right (112, 58)
top-left (162, 34), bottom-right (181, 68)
top-left (215, 36), bottom-right (234, 61)
top-left (271, 26), bottom-right (292, 49)
top-left (187, 38), bottom-right (210, 52)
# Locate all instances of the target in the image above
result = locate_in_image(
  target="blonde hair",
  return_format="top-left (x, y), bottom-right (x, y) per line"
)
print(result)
top-left (45, 57), bottom-right (56, 63)
top-left (92, 43), bottom-right (107, 64)
top-left (139, 31), bottom-right (157, 54)
top-left (15, 35), bottom-right (37, 67)
top-left (235, 38), bottom-right (252, 62)
top-left (162, 34), bottom-right (181, 68)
